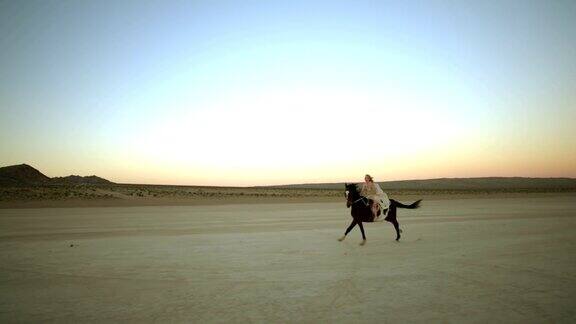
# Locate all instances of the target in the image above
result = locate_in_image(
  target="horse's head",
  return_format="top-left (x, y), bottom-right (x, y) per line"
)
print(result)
top-left (344, 183), bottom-right (360, 208)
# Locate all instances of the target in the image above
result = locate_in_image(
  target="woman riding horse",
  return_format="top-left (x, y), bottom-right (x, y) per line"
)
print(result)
top-left (339, 175), bottom-right (422, 245)
top-left (360, 174), bottom-right (389, 221)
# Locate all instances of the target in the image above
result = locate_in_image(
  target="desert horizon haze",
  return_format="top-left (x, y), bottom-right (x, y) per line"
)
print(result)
top-left (1, 0), bottom-right (575, 186)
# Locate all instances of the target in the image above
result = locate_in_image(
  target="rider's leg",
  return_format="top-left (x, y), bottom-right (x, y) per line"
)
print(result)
top-left (371, 202), bottom-right (380, 220)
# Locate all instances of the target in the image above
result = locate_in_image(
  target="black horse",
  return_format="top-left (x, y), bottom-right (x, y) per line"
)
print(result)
top-left (339, 183), bottom-right (421, 245)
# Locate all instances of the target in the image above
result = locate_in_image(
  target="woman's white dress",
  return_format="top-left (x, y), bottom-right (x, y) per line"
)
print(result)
top-left (360, 182), bottom-right (390, 220)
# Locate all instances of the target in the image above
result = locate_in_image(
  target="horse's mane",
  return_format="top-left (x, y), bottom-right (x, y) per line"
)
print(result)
top-left (346, 183), bottom-right (361, 194)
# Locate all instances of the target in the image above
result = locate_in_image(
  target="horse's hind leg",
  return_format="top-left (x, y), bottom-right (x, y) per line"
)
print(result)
top-left (339, 220), bottom-right (357, 241)
top-left (386, 205), bottom-right (402, 241)
top-left (391, 219), bottom-right (401, 241)
top-left (358, 222), bottom-right (367, 245)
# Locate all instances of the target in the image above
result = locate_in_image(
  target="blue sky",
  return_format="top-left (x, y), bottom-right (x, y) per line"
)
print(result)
top-left (1, 0), bottom-right (575, 185)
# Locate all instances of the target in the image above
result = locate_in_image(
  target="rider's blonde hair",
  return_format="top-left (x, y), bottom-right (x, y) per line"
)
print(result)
top-left (365, 174), bottom-right (374, 182)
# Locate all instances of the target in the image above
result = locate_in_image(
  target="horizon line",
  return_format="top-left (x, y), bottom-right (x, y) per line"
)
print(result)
top-left (115, 175), bottom-right (576, 189)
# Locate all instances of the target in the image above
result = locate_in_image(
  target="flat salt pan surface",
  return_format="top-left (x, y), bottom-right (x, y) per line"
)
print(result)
top-left (1, 196), bottom-right (575, 323)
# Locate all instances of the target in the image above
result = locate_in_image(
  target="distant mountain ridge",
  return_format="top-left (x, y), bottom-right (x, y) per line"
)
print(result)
top-left (0, 164), bottom-right (113, 186)
top-left (1, 163), bottom-right (575, 190)
top-left (258, 177), bottom-right (576, 190)
top-left (51, 175), bottom-right (113, 185)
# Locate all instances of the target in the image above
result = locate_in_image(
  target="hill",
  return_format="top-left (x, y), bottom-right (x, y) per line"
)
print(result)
top-left (0, 164), bottom-right (114, 186)
top-left (0, 164), bottom-right (51, 186)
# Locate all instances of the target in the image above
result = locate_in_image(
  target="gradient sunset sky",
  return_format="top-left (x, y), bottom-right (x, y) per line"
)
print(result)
top-left (1, 0), bottom-right (575, 186)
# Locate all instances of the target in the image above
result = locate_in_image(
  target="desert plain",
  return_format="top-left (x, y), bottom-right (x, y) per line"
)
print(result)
top-left (1, 192), bottom-right (575, 323)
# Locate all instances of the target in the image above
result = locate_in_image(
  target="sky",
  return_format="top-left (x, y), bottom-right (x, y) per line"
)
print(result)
top-left (1, 0), bottom-right (575, 186)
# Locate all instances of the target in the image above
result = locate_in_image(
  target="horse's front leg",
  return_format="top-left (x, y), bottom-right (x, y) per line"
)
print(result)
top-left (358, 221), bottom-right (367, 245)
top-left (338, 220), bottom-right (357, 241)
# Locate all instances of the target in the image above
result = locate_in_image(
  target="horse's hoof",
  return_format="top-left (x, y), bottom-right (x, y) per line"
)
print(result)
top-left (359, 240), bottom-right (366, 246)
top-left (338, 236), bottom-right (346, 241)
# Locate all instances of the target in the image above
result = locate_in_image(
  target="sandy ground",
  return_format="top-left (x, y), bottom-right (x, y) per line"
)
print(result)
top-left (0, 194), bottom-right (575, 323)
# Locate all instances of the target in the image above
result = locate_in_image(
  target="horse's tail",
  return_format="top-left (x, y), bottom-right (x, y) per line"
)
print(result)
top-left (390, 199), bottom-right (422, 209)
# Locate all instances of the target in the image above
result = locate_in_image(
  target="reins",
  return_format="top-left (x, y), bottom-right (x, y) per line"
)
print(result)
top-left (347, 194), bottom-right (370, 207)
